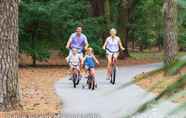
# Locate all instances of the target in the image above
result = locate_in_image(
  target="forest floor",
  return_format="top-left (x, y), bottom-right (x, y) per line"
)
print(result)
top-left (136, 67), bottom-right (186, 103)
top-left (2, 51), bottom-right (185, 114)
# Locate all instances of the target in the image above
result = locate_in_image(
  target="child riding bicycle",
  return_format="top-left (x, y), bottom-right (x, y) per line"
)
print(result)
top-left (83, 48), bottom-right (99, 89)
top-left (66, 48), bottom-right (83, 80)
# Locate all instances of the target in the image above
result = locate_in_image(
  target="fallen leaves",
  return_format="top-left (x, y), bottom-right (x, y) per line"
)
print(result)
top-left (19, 67), bottom-right (68, 112)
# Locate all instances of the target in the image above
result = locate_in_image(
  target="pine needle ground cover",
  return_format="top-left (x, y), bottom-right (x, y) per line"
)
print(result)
top-left (136, 62), bottom-right (186, 103)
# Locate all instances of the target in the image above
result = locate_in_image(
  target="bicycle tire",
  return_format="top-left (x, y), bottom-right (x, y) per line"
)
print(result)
top-left (112, 66), bottom-right (116, 84)
top-left (110, 66), bottom-right (116, 85)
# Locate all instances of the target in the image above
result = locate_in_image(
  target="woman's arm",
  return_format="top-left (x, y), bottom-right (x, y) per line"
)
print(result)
top-left (118, 38), bottom-right (125, 50)
top-left (102, 38), bottom-right (108, 50)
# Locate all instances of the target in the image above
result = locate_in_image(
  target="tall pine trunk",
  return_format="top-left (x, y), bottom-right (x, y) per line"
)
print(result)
top-left (163, 0), bottom-right (178, 65)
top-left (89, 0), bottom-right (104, 17)
top-left (0, 0), bottom-right (20, 111)
top-left (118, 0), bottom-right (130, 58)
top-left (104, 0), bottom-right (111, 27)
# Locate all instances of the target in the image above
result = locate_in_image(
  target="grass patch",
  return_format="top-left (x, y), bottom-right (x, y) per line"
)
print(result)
top-left (165, 60), bottom-right (186, 75)
top-left (130, 51), bottom-right (186, 61)
top-left (136, 60), bottom-right (186, 103)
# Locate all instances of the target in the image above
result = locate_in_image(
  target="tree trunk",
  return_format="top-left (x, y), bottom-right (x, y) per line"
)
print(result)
top-left (0, 0), bottom-right (20, 111)
top-left (132, 38), bottom-right (135, 50)
top-left (104, 0), bottom-right (111, 27)
top-left (163, 0), bottom-right (178, 65)
top-left (89, 0), bottom-right (104, 17)
top-left (124, 27), bottom-right (130, 57)
top-left (118, 0), bottom-right (130, 58)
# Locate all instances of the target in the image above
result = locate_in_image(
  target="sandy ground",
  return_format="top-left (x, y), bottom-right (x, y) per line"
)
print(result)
top-left (136, 67), bottom-right (186, 103)
top-left (19, 67), bottom-right (68, 112)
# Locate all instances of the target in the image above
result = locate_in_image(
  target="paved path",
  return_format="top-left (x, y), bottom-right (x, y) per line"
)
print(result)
top-left (55, 63), bottom-right (186, 118)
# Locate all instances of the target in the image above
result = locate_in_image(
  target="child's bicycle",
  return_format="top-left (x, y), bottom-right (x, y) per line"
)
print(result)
top-left (82, 68), bottom-right (97, 90)
top-left (71, 65), bottom-right (80, 88)
top-left (87, 69), bottom-right (96, 90)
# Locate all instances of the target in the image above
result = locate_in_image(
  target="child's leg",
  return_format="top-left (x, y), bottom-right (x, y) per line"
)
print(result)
top-left (90, 68), bottom-right (96, 77)
top-left (90, 68), bottom-right (97, 88)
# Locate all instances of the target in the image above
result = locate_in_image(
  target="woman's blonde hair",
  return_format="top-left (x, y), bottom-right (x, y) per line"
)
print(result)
top-left (110, 28), bottom-right (117, 34)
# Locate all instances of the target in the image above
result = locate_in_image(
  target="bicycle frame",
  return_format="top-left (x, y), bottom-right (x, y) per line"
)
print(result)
top-left (72, 65), bottom-right (80, 88)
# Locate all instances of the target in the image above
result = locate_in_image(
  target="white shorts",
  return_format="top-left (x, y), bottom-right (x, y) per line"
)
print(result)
top-left (106, 50), bottom-right (119, 58)
top-left (69, 64), bottom-right (80, 70)
top-left (68, 49), bottom-right (83, 58)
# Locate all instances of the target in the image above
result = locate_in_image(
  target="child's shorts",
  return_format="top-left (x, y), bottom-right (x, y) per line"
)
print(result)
top-left (84, 64), bottom-right (95, 70)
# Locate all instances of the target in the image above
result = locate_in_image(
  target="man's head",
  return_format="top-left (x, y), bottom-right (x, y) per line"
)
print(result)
top-left (76, 27), bottom-right (82, 35)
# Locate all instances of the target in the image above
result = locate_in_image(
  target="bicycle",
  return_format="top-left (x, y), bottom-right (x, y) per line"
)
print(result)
top-left (71, 65), bottom-right (80, 88)
top-left (105, 48), bottom-right (118, 85)
top-left (110, 53), bottom-right (117, 85)
top-left (87, 68), bottom-right (96, 90)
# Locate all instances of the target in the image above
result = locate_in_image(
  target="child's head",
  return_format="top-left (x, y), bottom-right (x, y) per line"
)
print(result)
top-left (71, 48), bottom-right (77, 55)
top-left (86, 47), bottom-right (93, 55)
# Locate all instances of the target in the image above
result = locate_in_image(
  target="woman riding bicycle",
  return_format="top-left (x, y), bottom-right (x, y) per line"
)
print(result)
top-left (102, 28), bottom-right (125, 80)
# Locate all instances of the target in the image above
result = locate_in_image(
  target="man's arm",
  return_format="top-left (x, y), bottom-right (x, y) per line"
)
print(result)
top-left (84, 35), bottom-right (89, 50)
top-left (66, 34), bottom-right (73, 49)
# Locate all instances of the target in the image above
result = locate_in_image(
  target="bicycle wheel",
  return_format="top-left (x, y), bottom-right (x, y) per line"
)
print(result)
top-left (111, 66), bottom-right (116, 84)
top-left (92, 78), bottom-right (95, 90)
top-left (88, 78), bottom-right (91, 89)
top-left (75, 73), bottom-right (80, 85)
top-left (72, 74), bottom-right (78, 88)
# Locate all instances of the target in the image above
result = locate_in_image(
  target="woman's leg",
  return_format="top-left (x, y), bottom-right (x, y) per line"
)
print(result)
top-left (107, 55), bottom-right (112, 79)
top-left (113, 53), bottom-right (119, 63)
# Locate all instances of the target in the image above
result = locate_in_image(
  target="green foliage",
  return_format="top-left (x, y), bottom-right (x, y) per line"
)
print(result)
top-left (19, 0), bottom-right (186, 64)
top-left (165, 60), bottom-right (186, 75)
top-left (19, 0), bottom-right (52, 63)
top-left (130, 0), bottom-right (164, 49)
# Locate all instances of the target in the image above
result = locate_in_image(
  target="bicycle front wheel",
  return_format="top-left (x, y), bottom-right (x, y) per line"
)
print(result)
top-left (111, 66), bottom-right (116, 84)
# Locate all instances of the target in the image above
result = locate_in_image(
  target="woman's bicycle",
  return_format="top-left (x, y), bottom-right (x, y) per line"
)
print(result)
top-left (110, 53), bottom-right (117, 84)
top-left (105, 48), bottom-right (119, 85)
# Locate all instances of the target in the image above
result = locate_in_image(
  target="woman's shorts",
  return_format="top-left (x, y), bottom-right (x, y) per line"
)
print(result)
top-left (106, 50), bottom-right (119, 58)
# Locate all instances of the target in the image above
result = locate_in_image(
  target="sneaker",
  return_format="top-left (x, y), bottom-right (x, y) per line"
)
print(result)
top-left (69, 77), bottom-right (72, 80)
top-left (106, 75), bottom-right (110, 80)
top-left (95, 84), bottom-right (98, 88)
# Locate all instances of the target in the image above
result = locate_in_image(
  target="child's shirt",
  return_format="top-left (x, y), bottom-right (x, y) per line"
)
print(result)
top-left (84, 54), bottom-right (96, 68)
top-left (67, 54), bottom-right (81, 66)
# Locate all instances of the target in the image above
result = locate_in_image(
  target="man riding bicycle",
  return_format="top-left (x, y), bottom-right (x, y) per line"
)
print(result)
top-left (66, 27), bottom-right (89, 80)
top-left (102, 28), bottom-right (125, 80)
top-left (66, 26), bottom-right (89, 57)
